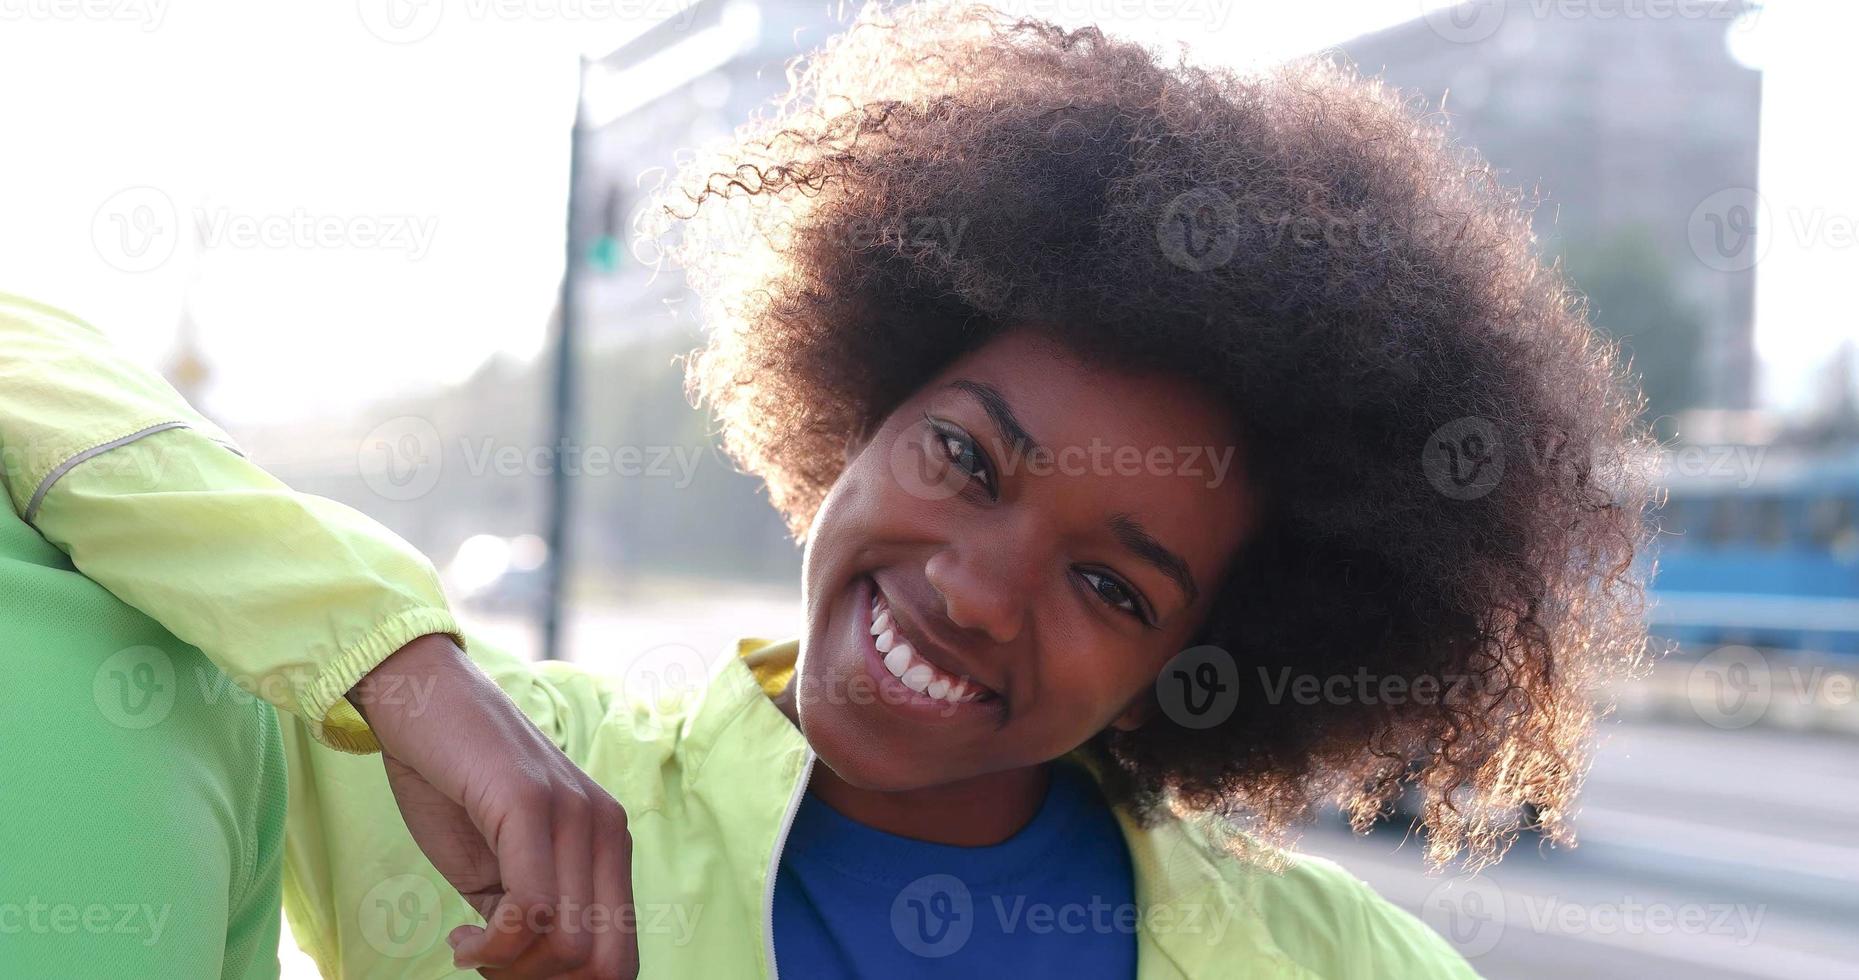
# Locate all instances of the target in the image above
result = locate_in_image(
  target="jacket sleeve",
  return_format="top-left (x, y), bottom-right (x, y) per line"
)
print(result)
top-left (1266, 851), bottom-right (1485, 979)
top-left (1350, 880), bottom-right (1484, 979)
top-left (0, 292), bottom-right (464, 753)
top-left (279, 632), bottom-right (621, 979)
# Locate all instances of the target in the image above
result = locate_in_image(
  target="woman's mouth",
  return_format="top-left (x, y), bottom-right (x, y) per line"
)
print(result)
top-left (870, 588), bottom-right (993, 704)
top-left (858, 576), bottom-right (1001, 714)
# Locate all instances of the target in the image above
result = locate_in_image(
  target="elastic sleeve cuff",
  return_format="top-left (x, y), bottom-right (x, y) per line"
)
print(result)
top-left (299, 606), bottom-right (468, 754)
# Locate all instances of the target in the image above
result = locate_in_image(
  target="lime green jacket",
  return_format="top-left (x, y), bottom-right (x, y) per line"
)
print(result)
top-left (281, 634), bottom-right (1479, 979)
top-left (0, 293), bottom-right (1479, 979)
top-left (0, 292), bottom-right (461, 754)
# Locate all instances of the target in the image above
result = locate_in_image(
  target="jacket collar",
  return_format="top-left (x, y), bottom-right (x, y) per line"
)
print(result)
top-left (690, 637), bottom-right (1312, 979)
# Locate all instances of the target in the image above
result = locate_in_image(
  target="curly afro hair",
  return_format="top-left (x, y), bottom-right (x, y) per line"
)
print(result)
top-left (648, 1), bottom-right (1656, 868)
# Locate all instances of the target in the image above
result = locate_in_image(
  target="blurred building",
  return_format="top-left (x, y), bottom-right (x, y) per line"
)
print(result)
top-left (571, 0), bottom-right (850, 343)
top-left (235, 3), bottom-right (844, 587)
top-left (1339, 0), bottom-right (1761, 409)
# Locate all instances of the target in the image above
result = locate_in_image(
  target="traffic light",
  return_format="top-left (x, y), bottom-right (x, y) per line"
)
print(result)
top-left (588, 183), bottom-right (625, 275)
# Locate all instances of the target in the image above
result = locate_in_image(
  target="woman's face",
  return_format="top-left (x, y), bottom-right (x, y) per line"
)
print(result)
top-left (796, 328), bottom-right (1254, 791)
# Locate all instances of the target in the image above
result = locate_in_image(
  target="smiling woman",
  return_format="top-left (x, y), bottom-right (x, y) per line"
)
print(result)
top-left (659, 0), bottom-right (1655, 881)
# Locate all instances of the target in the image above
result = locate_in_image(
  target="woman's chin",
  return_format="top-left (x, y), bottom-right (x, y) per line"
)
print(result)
top-left (794, 706), bottom-right (949, 793)
top-left (818, 757), bottom-right (917, 792)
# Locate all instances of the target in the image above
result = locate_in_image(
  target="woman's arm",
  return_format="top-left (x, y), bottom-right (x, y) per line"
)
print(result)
top-left (0, 293), bottom-right (635, 976)
top-left (0, 291), bottom-right (451, 751)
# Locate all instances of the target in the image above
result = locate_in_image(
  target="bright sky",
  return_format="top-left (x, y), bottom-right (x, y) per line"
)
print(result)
top-left (0, 0), bottom-right (1849, 423)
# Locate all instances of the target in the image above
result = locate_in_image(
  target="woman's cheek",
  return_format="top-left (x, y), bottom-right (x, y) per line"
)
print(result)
top-left (1062, 650), bottom-right (1147, 727)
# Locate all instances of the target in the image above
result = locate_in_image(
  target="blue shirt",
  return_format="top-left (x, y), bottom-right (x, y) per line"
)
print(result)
top-left (772, 762), bottom-right (1138, 979)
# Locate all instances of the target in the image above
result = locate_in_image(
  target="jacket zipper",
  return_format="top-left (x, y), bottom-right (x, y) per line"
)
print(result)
top-left (762, 747), bottom-right (817, 980)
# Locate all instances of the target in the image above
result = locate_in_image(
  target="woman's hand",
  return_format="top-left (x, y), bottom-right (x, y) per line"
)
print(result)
top-left (350, 635), bottom-right (638, 978)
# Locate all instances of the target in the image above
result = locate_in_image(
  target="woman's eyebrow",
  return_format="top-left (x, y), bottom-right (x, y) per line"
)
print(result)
top-left (944, 378), bottom-right (1041, 456)
top-left (1108, 512), bottom-right (1199, 608)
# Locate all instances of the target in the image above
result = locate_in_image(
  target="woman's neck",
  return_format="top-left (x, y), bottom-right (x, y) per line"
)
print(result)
top-left (807, 757), bottom-right (1053, 847)
top-left (771, 678), bottom-right (1052, 846)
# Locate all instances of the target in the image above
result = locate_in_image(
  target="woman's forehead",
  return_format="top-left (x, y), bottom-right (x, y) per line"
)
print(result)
top-left (922, 328), bottom-right (1241, 448)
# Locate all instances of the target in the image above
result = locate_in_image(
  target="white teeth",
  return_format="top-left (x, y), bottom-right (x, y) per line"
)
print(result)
top-left (884, 647), bottom-right (911, 678)
top-left (900, 663), bottom-right (934, 693)
top-left (867, 590), bottom-right (989, 705)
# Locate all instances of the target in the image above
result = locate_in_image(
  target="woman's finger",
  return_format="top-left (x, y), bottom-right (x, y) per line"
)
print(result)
top-left (584, 790), bottom-right (638, 978)
top-left (453, 804), bottom-right (558, 971)
top-left (494, 782), bottom-right (597, 976)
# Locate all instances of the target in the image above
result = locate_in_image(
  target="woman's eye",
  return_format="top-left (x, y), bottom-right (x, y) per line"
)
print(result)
top-left (1080, 569), bottom-right (1145, 622)
top-left (931, 421), bottom-right (995, 495)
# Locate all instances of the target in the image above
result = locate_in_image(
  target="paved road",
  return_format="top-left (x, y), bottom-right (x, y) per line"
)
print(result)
top-left (1296, 719), bottom-right (1859, 979)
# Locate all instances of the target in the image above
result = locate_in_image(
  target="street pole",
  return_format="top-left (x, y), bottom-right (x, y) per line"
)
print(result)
top-left (542, 57), bottom-right (588, 661)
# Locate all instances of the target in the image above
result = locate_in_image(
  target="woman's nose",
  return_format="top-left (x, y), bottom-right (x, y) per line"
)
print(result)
top-left (923, 541), bottom-right (1039, 645)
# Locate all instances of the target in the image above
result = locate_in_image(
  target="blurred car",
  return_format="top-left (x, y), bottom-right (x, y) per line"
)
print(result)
top-left (446, 533), bottom-right (551, 615)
